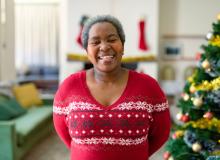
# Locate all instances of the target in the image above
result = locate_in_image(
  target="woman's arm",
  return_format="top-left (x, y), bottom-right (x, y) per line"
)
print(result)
top-left (148, 107), bottom-right (171, 156)
top-left (53, 91), bottom-right (72, 149)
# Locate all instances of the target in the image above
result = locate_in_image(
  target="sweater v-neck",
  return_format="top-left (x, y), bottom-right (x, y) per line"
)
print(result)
top-left (81, 70), bottom-right (131, 110)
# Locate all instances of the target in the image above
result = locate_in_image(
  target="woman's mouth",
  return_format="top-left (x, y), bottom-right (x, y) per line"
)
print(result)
top-left (97, 55), bottom-right (115, 64)
top-left (98, 55), bottom-right (114, 60)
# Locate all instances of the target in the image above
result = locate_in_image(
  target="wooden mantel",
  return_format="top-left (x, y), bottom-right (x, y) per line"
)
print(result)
top-left (67, 53), bottom-right (157, 63)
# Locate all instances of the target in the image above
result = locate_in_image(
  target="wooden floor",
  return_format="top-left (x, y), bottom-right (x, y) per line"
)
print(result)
top-left (24, 132), bottom-right (165, 160)
top-left (24, 132), bottom-right (69, 160)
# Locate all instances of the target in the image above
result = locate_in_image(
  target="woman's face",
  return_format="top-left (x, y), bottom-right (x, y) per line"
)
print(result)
top-left (87, 22), bottom-right (124, 73)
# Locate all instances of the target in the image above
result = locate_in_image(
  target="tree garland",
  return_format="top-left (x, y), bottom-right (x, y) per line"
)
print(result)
top-left (209, 35), bottom-right (220, 47)
top-left (184, 118), bottom-right (220, 133)
top-left (188, 77), bottom-right (220, 91)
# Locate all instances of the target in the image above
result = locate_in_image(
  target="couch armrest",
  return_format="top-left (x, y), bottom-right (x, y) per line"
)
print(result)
top-left (0, 121), bottom-right (16, 160)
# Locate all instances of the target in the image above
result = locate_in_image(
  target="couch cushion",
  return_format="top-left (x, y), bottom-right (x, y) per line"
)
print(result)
top-left (0, 95), bottom-right (27, 120)
top-left (14, 107), bottom-right (52, 146)
top-left (12, 83), bottom-right (43, 108)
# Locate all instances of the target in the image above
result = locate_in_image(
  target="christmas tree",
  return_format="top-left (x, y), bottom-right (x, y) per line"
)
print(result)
top-left (164, 14), bottom-right (220, 160)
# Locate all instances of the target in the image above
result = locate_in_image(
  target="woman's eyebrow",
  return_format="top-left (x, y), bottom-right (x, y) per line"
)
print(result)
top-left (107, 34), bottom-right (119, 38)
top-left (89, 34), bottom-right (119, 41)
top-left (89, 36), bottom-right (100, 41)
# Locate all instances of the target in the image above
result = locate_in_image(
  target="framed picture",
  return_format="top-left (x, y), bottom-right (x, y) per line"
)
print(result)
top-left (162, 42), bottom-right (182, 59)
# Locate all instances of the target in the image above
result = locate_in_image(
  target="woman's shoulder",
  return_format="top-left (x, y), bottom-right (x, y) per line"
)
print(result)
top-left (53, 70), bottom-right (86, 106)
top-left (62, 70), bottom-right (84, 82)
top-left (130, 70), bottom-right (157, 84)
top-left (129, 70), bottom-right (165, 99)
top-left (58, 70), bottom-right (85, 90)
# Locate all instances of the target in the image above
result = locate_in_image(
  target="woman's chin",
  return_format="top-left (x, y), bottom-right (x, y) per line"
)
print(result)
top-left (95, 64), bottom-right (120, 73)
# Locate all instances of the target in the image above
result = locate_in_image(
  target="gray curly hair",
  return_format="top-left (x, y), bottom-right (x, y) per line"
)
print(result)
top-left (81, 15), bottom-right (125, 49)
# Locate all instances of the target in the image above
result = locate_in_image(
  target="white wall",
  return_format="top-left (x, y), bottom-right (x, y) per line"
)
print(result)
top-left (159, 0), bottom-right (220, 57)
top-left (0, 0), bottom-right (16, 82)
top-left (159, 0), bottom-right (220, 35)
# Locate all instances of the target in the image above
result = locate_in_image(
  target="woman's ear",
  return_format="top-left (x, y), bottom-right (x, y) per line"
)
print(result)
top-left (122, 46), bottom-right (124, 55)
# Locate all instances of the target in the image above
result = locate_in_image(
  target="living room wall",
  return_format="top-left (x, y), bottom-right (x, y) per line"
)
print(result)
top-left (0, 0), bottom-right (16, 82)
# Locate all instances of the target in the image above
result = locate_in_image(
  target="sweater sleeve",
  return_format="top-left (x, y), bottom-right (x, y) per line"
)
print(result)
top-left (148, 107), bottom-right (171, 156)
top-left (53, 90), bottom-right (72, 149)
top-left (147, 79), bottom-right (171, 157)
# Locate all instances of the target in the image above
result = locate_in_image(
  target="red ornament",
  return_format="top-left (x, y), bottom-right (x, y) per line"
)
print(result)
top-left (195, 52), bottom-right (201, 61)
top-left (172, 133), bottom-right (177, 139)
top-left (181, 114), bottom-right (190, 123)
top-left (203, 111), bottom-right (213, 119)
top-left (163, 151), bottom-right (171, 160)
top-left (176, 112), bottom-right (183, 121)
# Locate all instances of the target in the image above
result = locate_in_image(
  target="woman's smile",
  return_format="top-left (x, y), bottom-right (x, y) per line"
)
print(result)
top-left (97, 54), bottom-right (116, 64)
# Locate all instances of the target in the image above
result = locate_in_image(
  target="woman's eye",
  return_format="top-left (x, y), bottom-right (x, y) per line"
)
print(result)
top-left (89, 41), bottom-right (100, 45)
top-left (108, 39), bottom-right (117, 43)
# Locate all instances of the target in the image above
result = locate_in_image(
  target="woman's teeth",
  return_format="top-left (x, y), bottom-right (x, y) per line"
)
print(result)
top-left (99, 55), bottom-right (114, 60)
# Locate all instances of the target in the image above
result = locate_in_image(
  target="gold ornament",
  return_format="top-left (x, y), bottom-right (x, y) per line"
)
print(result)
top-left (202, 59), bottom-right (210, 69)
top-left (218, 13), bottom-right (220, 20)
top-left (193, 97), bottom-right (203, 107)
top-left (175, 130), bottom-right (184, 137)
top-left (192, 142), bottom-right (202, 152)
top-left (190, 85), bottom-right (196, 93)
top-left (168, 156), bottom-right (174, 160)
top-left (183, 93), bottom-right (190, 101)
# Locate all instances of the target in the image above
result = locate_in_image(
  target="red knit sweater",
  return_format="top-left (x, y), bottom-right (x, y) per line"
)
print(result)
top-left (53, 70), bottom-right (171, 160)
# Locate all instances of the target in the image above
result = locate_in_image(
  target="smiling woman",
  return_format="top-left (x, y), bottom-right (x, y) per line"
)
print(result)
top-left (82, 15), bottom-right (125, 74)
top-left (53, 15), bottom-right (171, 160)
top-left (86, 22), bottom-right (124, 73)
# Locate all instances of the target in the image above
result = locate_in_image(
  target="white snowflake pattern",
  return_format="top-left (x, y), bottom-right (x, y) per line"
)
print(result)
top-left (113, 101), bottom-right (168, 112)
top-left (53, 101), bottom-right (168, 115)
top-left (53, 102), bottom-right (101, 115)
top-left (72, 135), bottom-right (148, 146)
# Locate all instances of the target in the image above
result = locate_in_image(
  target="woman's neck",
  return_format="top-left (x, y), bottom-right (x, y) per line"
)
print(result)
top-left (92, 67), bottom-right (126, 84)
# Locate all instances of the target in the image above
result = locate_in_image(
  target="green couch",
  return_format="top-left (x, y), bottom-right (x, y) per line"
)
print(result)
top-left (0, 99), bottom-right (53, 160)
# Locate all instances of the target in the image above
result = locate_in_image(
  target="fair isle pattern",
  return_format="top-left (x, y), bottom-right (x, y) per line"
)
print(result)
top-left (72, 135), bottom-right (148, 146)
top-left (69, 102), bottom-right (100, 111)
top-left (153, 101), bottom-right (169, 112)
top-left (53, 102), bottom-right (101, 115)
top-left (53, 101), bottom-right (168, 115)
top-left (113, 101), bottom-right (168, 112)
top-left (114, 101), bottom-right (153, 112)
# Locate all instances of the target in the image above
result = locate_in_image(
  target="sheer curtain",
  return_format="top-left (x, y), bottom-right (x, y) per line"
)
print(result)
top-left (15, 3), bottom-right (59, 69)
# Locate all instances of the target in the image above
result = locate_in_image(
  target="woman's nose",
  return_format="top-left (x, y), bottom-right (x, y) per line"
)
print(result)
top-left (99, 42), bottom-right (110, 51)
